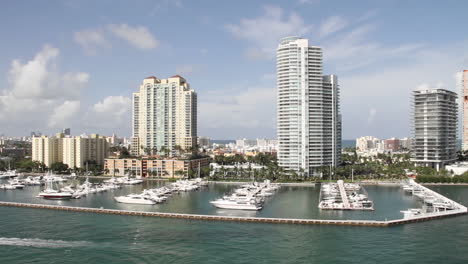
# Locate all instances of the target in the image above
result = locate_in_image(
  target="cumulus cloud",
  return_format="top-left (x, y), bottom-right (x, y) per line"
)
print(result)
top-left (0, 46), bottom-right (89, 130)
top-left (74, 29), bottom-right (109, 55)
top-left (84, 96), bottom-right (132, 130)
top-left (107, 24), bottom-right (158, 50)
top-left (225, 6), bottom-right (312, 59)
top-left (48, 100), bottom-right (81, 128)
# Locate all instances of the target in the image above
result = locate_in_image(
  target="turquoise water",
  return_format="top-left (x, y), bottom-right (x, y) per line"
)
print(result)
top-left (0, 182), bottom-right (467, 263)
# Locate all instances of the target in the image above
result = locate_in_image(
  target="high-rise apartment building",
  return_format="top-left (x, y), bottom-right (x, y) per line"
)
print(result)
top-left (277, 36), bottom-right (341, 176)
top-left (32, 133), bottom-right (65, 167)
top-left (411, 89), bottom-right (457, 170)
top-left (32, 133), bottom-right (109, 169)
top-left (462, 70), bottom-right (468, 151)
top-left (131, 75), bottom-right (197, 156)
top-left (62, 134), bottom-right (109, 169)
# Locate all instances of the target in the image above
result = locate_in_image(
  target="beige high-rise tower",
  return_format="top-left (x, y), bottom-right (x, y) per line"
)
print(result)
top-left (131, 75), bottom-right (197, 156)
top-left (462, 70), bottom-right (468, 151)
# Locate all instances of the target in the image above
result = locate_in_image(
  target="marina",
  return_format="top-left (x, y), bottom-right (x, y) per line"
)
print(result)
top-left (1, 184), bottom-right (468, 264)
top-left (0, 176), bottom-right (466, 225)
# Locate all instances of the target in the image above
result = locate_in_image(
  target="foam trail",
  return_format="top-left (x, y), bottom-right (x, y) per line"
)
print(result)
top-left (0, 237), bottom-right (93, 248)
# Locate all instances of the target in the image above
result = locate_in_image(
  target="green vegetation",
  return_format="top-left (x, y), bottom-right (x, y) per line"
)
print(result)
top-left (417, 175), bottom-right (468, 183)
top-left (50, 162), bottom-right (69, 173)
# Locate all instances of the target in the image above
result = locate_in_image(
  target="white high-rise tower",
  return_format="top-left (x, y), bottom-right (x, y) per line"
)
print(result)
top-left (277, 36), bottom-right (341, 176)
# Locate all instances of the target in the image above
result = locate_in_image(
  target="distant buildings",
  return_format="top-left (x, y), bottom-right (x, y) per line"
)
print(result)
top-left (62, 128), bottom-right (71, 136)
top-left (32, 133), bottom-right (109, 169)
top-left (104, 157), bottom-right (210, 178)
top-left (277, 36), bottom-right (341, 176)
top-left (462, 70), bottom-right (468, 151)
top-left (235, 138), bottom-right (256, 148)
top-left (411, 89), bottom-right (457, 170)
top-left (356, 136), bottom-right (410, 155)
top-left (105, 134), bottom-right (124, 147)
top-left (198, 136), bottom-right (211, 148)
top-left (131, 75), bottom-right (197, 156)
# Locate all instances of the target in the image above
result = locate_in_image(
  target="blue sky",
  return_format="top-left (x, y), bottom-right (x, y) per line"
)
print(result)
top-left (0, 0), bottom-right (467, 140)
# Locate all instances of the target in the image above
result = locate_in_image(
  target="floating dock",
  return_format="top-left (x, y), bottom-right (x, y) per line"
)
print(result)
top-left (0, 200), bottom-right (465, 227)
top-left (318, 180), bottom-right (374, 210)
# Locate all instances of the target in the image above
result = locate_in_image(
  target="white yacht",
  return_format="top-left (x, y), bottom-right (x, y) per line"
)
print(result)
top-left (210, 196), bottom-right (262, 210)
top-left (0, 184), bottom-right (16, 190)
top-left (114, 194), bottom-right (156, 205)
top-left (7, 179), bottom-right (25, 189)
top-left (0, 170), bottom-right (18, 178)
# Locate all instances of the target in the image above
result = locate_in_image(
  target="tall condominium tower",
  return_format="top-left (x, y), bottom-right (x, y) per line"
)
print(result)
top-left (462, 70), bottom-right (468, 151)
top-left (131, 75), bottom-right (197, 156)
top-left (411, 89), bottom-right (457, 170)
top-left (277, 36), bottom-right (341, 176)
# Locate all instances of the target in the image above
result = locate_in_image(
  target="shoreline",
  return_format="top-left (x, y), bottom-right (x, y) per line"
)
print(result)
top-left (15, 175), bottom-right (468, 186)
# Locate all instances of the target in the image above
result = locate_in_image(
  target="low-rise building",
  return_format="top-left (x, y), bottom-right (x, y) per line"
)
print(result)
top-left (104, 157), bottom-right (211, 178)
top-left (445, 162), bottom-right (468, 176)
top-left (198, 136), bottom-right (211, 148)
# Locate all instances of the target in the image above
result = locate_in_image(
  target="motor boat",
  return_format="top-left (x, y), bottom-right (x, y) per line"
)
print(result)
top-left (0, 184), bottom-right (16, 190)
top-left (210, 198), bottom-right (262, 210)
top-left (114, 194), bottom-right (156, 205)
top-left (7, 179), bottom-right (25, 189)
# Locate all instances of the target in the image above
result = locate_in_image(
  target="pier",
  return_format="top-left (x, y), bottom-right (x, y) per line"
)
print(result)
top-left (318, 180), bottom-right (374, 210)
top-left (400, 180), bottom-right (468, 218)
top-left (0, 199), bottom-right (465, 227)
top-left (337, 180), bottom-right (351, 208)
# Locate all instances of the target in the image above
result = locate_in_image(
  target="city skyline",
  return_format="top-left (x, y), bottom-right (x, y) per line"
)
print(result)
top-left (0, 1), bottom-right (467, 139)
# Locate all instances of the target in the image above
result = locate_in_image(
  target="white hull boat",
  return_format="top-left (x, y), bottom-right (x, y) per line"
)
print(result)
top-left (210, 199), bottom-right (262, 210)
top-left (114, 194), bottom-right (156, 205)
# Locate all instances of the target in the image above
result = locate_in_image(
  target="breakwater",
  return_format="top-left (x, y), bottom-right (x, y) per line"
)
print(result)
top-left (0, 201), bottom-right (465, 227)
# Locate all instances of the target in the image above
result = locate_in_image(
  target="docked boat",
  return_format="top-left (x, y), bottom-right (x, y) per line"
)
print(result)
top-left (0, 170), bottom-right (18, 178)
top-left (210, 198), bottom-right (262, 210)
top-left (0, 184), bottom-right (16, 190)
top-left (38, 180), bottom-right (72, 199)
top-left (114, 194), bottom-right (156, 205)
top-left (7, 179), bottom-right (25, 189)
top-left (401, 208), bottom-right (422, 219)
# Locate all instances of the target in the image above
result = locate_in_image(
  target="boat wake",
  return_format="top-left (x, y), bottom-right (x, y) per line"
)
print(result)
top-left (0, 237), bottom-right (93, 248)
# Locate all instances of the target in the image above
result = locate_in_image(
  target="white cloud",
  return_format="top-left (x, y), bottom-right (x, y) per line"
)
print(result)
top-left (74, 29), bottom-right (109, 55)
top-left (225, 6), bottom-right (312, 59)
top-left (322, 24), bottom-right (424, 71)
top-left (0, 46), bottom-right (89, 133)
top-left (340, 42), bottom-right (468, 139)
top-left (297, 0), bottom-right (320, 5)
top-left (85, 96), bottom-right (132, 130)
top-left (48, 100), bottom-right (80, 128)
top-left (199, 87), bottom-right (276, 138)
top-left (367, 108), bottom-right (376, 124)
top-left (318, 16), bottom-right (347, 38)
top-left (108, 24), bottom-right (158, 50)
